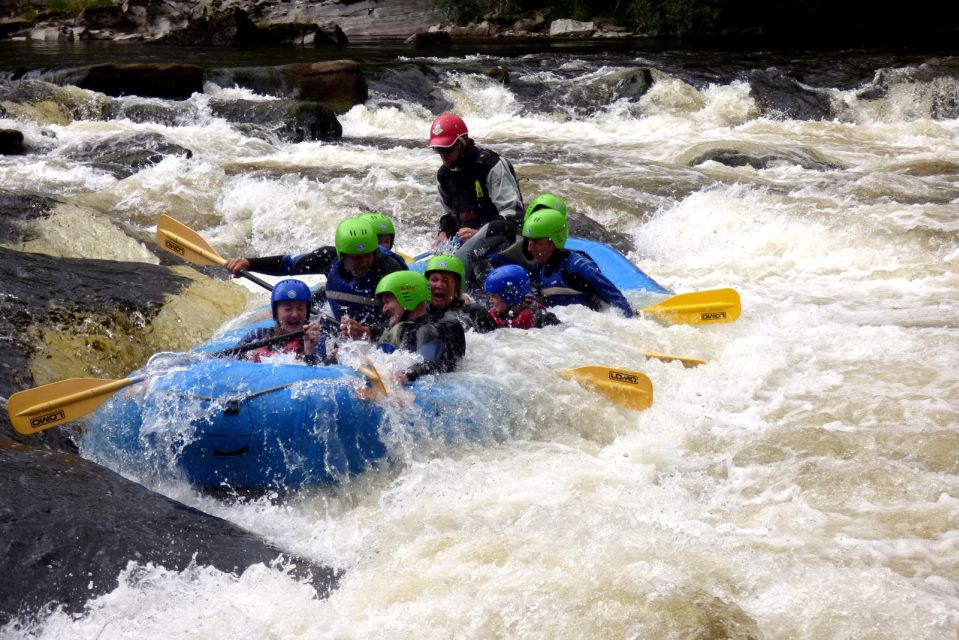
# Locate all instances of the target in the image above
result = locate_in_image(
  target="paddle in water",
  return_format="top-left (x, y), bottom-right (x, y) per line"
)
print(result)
top-left (640, 288), bottom-right (741, 325)
top-left (7, 330), bottom-right (313, 435)
top-left (559, 365), bottom-right (653, 411)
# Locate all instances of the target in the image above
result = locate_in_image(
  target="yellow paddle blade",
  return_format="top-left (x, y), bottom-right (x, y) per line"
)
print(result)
top-left (156, 214), bottom-right (227, 267)
top-left (559, 365), bottom-right (653, 411)
top-left (395, 250), bottom-right (414, 263)
top-left (7, 377), bottom-right (142, 435)
top-left (357, 355), bottom-right (389, 398)
top-left (641, 288), bottom-right (741, 325)
top-left (643, 351), bottom-right (707, 368)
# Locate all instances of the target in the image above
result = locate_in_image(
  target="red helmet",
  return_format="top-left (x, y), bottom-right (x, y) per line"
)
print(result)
top-left (429, 113), bottom-right (468, 148)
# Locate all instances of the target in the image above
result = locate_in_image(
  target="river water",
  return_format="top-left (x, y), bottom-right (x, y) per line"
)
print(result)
top-left (2, 42), bottom-right (959, 638)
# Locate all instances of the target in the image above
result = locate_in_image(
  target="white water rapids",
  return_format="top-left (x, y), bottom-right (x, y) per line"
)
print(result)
top-left (3, 50), bottom-right (959, 638)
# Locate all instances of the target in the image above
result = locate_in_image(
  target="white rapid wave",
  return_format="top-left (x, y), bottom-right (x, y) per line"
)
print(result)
top-left (2, 50), bottom-right (959, 639)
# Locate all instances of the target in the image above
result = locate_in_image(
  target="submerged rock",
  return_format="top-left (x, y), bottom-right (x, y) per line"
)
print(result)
top-left (0, 190), bottom-right (59, 246)
top-left (65, 131), bottom-right (194, 178)
top-left (747, 68), bottom-right (835, 120)
top-left (0, 128), bottom-right (23, 154)
top-left (209, 97), bottom-right (342, 141)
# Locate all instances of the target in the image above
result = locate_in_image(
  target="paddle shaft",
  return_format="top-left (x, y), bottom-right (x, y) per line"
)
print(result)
top-left (160, 227), bottom-right (274, 292)
top-left (213, 329), bottom-right (306, 358)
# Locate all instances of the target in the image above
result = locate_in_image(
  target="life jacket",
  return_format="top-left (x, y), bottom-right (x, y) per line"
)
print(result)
top-left (378, 246), bottom-right (408, 270)
top-left (489, 297), bottom-right (557, 330)
top-left (488, 238), bottom-right (537, 272)
top-left (437, 141), bottom-right (519, 231)
top-left (325, 256), bottom-right (391, 326)
top-left (239, 327), bottom-right (307, 363)
top-left (428, 297), bottom-right (497, 334)
top-left (251, 337), bottom-right (305, 363)
top-left (378, 314), bottom-right (465, 382)
top-left (537, 250), bottom-right (593, 309)
top-left (536, 250), bottom-right (635, 317)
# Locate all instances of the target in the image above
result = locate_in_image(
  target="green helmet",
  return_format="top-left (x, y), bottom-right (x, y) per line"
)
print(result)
top-left (363, 211), bottom-right (395, 236)
top-left (375, 271), bottom-right (431, 311)
top-left (335, 217), bottom-right (378, 256)
top-left (424, 254), bottom-right (465, 288)
top-left (524, 193), bottom-right (567, 223)
top-left (522, 208), bottom-right (568, 249)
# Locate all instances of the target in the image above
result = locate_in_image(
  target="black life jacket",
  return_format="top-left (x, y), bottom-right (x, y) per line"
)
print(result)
top-left (436, 141), bottom-right (518, 231)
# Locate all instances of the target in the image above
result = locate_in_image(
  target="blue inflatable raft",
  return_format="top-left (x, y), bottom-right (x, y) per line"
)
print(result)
top-left (83, 238), bottom-right (667, 490)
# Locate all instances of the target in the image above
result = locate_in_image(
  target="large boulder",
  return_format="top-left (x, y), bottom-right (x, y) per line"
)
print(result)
top-left (550, 19), bottom-right (595, 37)
top-left (76, 63), bottom-right (204, 100)
top-left (151, 6), bottom-right (265, 46)
top-left (0, 425), bottom-right (339, 626)
top-left (0, 128), bottom-right (23, 154)
top-left (283, 60), bottom-right (368, 113)
top-left (406, 30), bottom-right (451, 47)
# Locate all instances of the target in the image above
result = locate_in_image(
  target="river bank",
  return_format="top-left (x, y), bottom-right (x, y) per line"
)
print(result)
top-left (3, 0), bottom-right (959, 51)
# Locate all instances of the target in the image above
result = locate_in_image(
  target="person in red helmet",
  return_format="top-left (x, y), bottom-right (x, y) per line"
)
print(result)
top-left (427, 113), bottom-right (525, 285)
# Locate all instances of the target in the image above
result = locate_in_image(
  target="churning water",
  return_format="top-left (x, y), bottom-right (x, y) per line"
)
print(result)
top-left (2, 45), bottom-right (959, 638)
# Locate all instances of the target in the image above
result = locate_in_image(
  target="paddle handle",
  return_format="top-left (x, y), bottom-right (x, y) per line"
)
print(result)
top-left (236, 269), bottom-right (274, 292)
top-left (213, 329), bottom-right (306, 358)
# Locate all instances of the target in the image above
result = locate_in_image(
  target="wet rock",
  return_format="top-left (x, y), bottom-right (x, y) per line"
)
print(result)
top-left (366, 65), bottom-right (452, 114)
top-left (260, 0), bottom-right (445, 38)
top-left (0, 190), bottom-right (58, 245)
top-left (568, 212), bottom-right (634, 254)
top-left (688, 145), bottom-right (843, 171)
top-left (483, 66), bottom-right (509, 84)
top-left (550, 19), bottom-right (595, 37)
top-left (747, 68), bottom-right (834, 120)
top-left (614, 67), bottom-right (654, 101)
top-left (152, 6), bottom-right (265, 47)
top-left (77, 5), bottom-right (127, 28)
top-left (261, 21), bottom-right (348, 46)
top-left (75, 63), bottom-right (204, 100)
top-left (0, 17), bottom-right (30, 37)
top-left (512, 9), bottom-right (551, 33)
top-left (314, 22), bottom-right (349, 46)
top-left (283, 60), bottom-right (368, 113)
top-left (65, 131), bottom-right (193, 179)
top-left (101, 98), bottom-right (192, 127)
top-left (406, 31), bottom-right (451, 47)
top-left (0, 426), bottom-right (339, 626)
top-left (0, 79), bottom-right (108, 126)
top-left (0, 247), bottom-right (188, 397)
top-left (209, 97), bottom-right (342, 141)
top-left (0, 242), bottom-right (326, 627)
top-left (0, 128), bottom-right (23, 154)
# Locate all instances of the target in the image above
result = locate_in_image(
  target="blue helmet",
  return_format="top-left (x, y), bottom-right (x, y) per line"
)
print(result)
top-left (484, 265), bottom-right (532, 307)
top-left (271, 279), bottom-right (312, 321)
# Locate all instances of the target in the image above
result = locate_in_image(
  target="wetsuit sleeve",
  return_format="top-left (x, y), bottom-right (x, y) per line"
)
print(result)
top-left (465, 303), bottom-right (498, 334)
top-left (403, 323), bottom-right (445, 382)
top-left (566, 256), bottom-right (635, 318)
top-left (485, 158), bottom-right (524, 219)
top-left (403, 318), bottom-right (466, 382)
top-left (236, 327), bottom-right (271, 346)
top-left (246, 246), bottom-right (338, 276)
